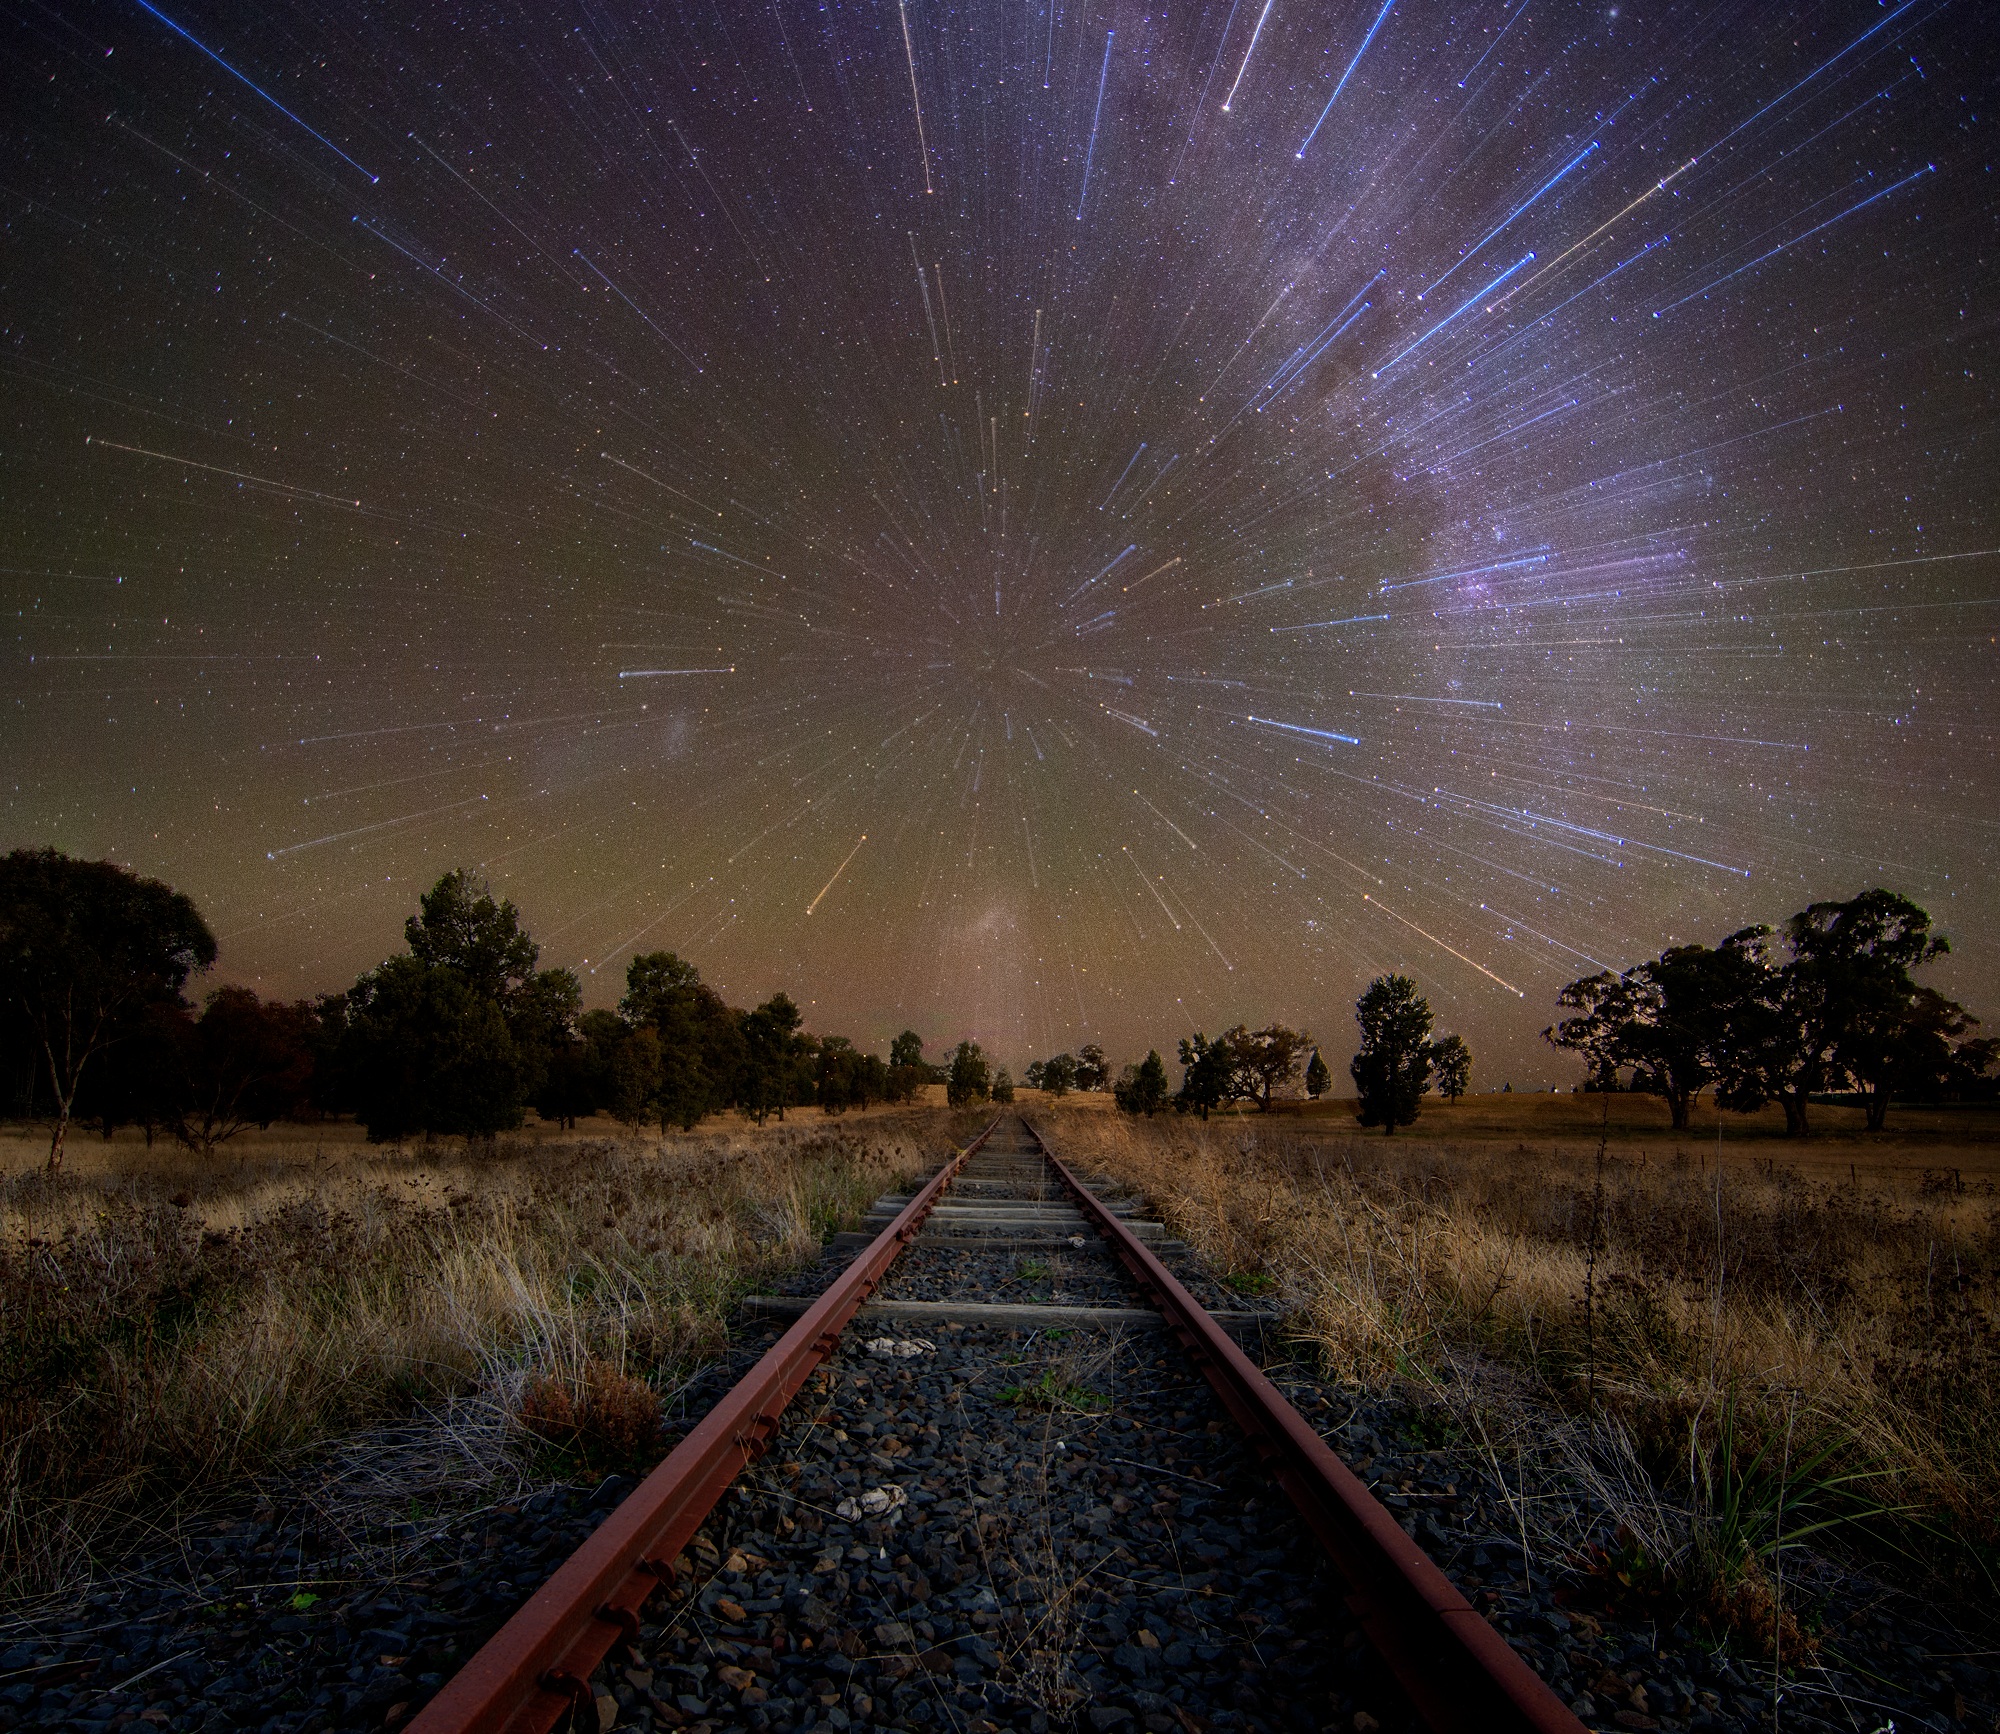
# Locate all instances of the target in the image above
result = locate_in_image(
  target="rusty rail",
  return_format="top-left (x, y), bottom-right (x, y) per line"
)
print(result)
top-left (1031, 1125), bottom-right (1587, 1734)
top-left (407, 1116), bottom-right (1000, 1734)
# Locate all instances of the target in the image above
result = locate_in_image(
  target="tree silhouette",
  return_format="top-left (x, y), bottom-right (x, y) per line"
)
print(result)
top-left (946, 1040), bottom-right (990, 1107)
top-left (0, 848), bottom-right (216, 1169)
top-left (1350, 975), bottom-right (1434, 1134)
top-left (1429, 1032), bottom-right (1472, 1105)
top-left (1114, 1050), bottom-right (1169, 1116)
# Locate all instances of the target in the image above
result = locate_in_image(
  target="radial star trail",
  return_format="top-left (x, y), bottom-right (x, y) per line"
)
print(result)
top-left (0, 0), bottom-right (1990, 1082)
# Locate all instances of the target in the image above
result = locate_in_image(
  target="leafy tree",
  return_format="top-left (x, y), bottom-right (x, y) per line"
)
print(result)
top-left (1545, 971), bottom-right (1639, 1094)
top-left (741, 992), bottom-right (808, 1123)
top-left (1430, 1032), bottom-right (1472, 1104)
top-left (1173, 1032), bottom-right (1233, 1120)
top-left (0, 848), bottom-right (217, 1169)
top-left (991, 1065), bottom-right (1016, 1103)
top-left (163, 987), bottom-right (317, 1154)
top-left (609, 1026), bottom-right (664, 1130)
top-left (1806, 891), bottom-right (1960, 1132)
top-left (1350, 975), bottom-right (1434, 1134)
top-left (1038, 1052), bottom-right (1077, 1097)
top-left (1074, 1044), bottom-right (1109, 1092)
top-left (619, 950), bottom-right (704, 1029)
top-left (946, 1040), bottom-right (990, 1108)
top-left (622, 951), bottom-right (742, 1130)
top-left (1303, 1048), bottom-right (1331, 1100)
top-left (405, 870), bottom-right (540, 1003)
top-left (342, 955), bottom-right (524, 1141)
top-left (886, 1029), bottom-right (929, 1103)
top-left (1712, 891), bottom-right (1962, 1137)
top-left (815, 1036), bottom-right (890, 1114)
top-left (1114, 1050), bottom-right (1169, 1116)
top-left (1233, 1023), bottom-right (1312, 1111)
top-left (1023, 1059), bottom-right (1045, 1090)
top-left (535, 1006), bottom-right (626, 1129)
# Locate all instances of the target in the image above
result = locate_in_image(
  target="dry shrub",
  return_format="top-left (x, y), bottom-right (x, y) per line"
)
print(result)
top-left (0, 1112), bottom-right (944, 1599)
top-left (1045, 1105), bottom-right (2000, 1620)
top-left (518, 1357), bottom-right (664, 1473)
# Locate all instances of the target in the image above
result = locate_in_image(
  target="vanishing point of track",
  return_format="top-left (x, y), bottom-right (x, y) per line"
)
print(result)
top-left (409, 1116), bottom-right (1585, 1734)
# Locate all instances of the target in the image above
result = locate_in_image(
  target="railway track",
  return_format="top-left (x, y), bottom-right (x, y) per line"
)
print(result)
top-left (410, 1115), bottom-right (1583, 1734)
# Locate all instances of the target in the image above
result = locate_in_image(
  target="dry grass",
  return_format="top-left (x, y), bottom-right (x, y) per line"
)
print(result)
top-left (1043, 1099), bottom-right (2000, 1628)
top-left (0, 1108), bottom-right (957, 1603)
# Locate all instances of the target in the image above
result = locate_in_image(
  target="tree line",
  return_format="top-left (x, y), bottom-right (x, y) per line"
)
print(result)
top-left (3, 849), bottom-right (1988, 1166)
top-left (0, 851), bottom-right (949, 1167)
top-left (1543, 888), bottom-right (1994, 1135)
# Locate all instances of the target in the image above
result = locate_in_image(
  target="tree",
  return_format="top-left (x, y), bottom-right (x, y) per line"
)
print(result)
top-left (991, 1065), bottom-right (1016, 1103)
top-left (405, 870), bottom-right (540, 1002)
top-left (623, 951), bottom-right (742, 1130)
top-left (164, 987), bottom-right (317, 1154)
top-left (1233, 1024), bottom-right (1312, 1111)
top-left (1074, 1044), bottom-right (1109, 1092)
top-left (341, 955), bottom-right (525, 1142)
top-left (741, 992), bottom-right (808, 1123)
top-left (1800, 891), bottom-right (1959, 1133)
top-left (1711, 891), bottom-right (1960, 1137)
top-left (1173, 1032), bottom-right (1233, 1120)
top-left (609, 1026), bottom-right (664, 1130)
top-left (946, 1040), bottom-right (990, 1108)
top-left (1545, 971), bottom-right (1639, 1094)
top-left (1303, 1048), bottom-right (1331, 1100)
top-left (1114, 1050), bottom-right (1169, 1116)
top-left (1350, 975), bottom-right (1434, 1134)
top-left (887, 1029), bottom-right (930, 1101)
top-left (1023, 1059), bottom-right (1046, 1090)
top-left (1430, 1033), bottom-right (1472, 1104)
top-left (0, 848), bottom-right (217, 1169)
top-left (1038, 1052), bottom-right (1077, 1097)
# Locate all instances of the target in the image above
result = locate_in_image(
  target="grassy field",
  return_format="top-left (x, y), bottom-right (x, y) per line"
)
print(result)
top-left (6, 1089), bottom-right (1994, 1648)
top-left (0, 1104), bottom-right (962, 1603)
top-left (1044, 1093), bottom-right (2000, 1642)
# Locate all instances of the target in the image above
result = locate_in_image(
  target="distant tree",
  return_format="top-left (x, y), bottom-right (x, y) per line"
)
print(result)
top-left (342, 955), bottom-right (525, 1142)
top-left (1023, 1059), bottom-right (1046, 1090)
top-left (815, 1036), bottom-right (890, 1114)
top-left (164, 987), bottom-right (317, 1154)
top-left (1114, 1050), bottom-right (1170, 1116)
top-left (1350, 975), bottom-right (1434, 1134)
top-left (1711, 891), bottom-right (1961, 1137)
top-left (1808, 892), bottom-right (1962, 1132)
top-left (623, 951), bottom-right (742, 1130)
top-left (619, 950), bottom-right (704, 1029)
top-left (1303, 1048), bottom-right (1331, 1100)
top-left (1173, 1032), bottom-right (1233, 1120)
top-left (991, 1065), bottom-right (1016, 1103)
top-left (886, 1029), bottom-right (930, 1101)
top-left (1039, 1052), bottom-right (1077, 1097)
top-left (946, 1040), bottom-right (991, 1108)
top-left (405, 870), bottom-right (540, 1002)
top-left (609, 1026), bottom-right (664, 1130)
top-left (1074, 1044), bottom-right (1109, 1092)
top-left (1234, 1024), bottom-right (1312, 1111)
top-left (0, 848), bottom-right (217, 1169)
top-left (506, 964), bottom-right (582, 1105)
top-left (741, 992), bottom-right (808, 1123)
top-left (1430, 1033), bottom-right (1472, 1105)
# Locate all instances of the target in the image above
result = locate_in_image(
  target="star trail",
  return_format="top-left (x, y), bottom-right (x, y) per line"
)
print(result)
top-left (2, 0), bottom-right (1995, 1078)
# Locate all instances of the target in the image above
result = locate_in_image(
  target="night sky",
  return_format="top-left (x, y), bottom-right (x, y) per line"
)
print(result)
top-left (4, 0), bottom-right (1996, 1083)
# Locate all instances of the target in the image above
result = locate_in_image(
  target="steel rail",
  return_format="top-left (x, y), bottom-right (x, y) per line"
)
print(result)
top-left (1030, 1124), bottom-right (1587, 1734)
top-left (408, 1116), bottom-right (1001, 1734)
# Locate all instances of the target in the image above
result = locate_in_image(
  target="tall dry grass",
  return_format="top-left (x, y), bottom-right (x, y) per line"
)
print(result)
top-left (1046, 1105), bottom-right (2000, 1619)
top-left (0, 1111), bottom-right (955, 1602)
